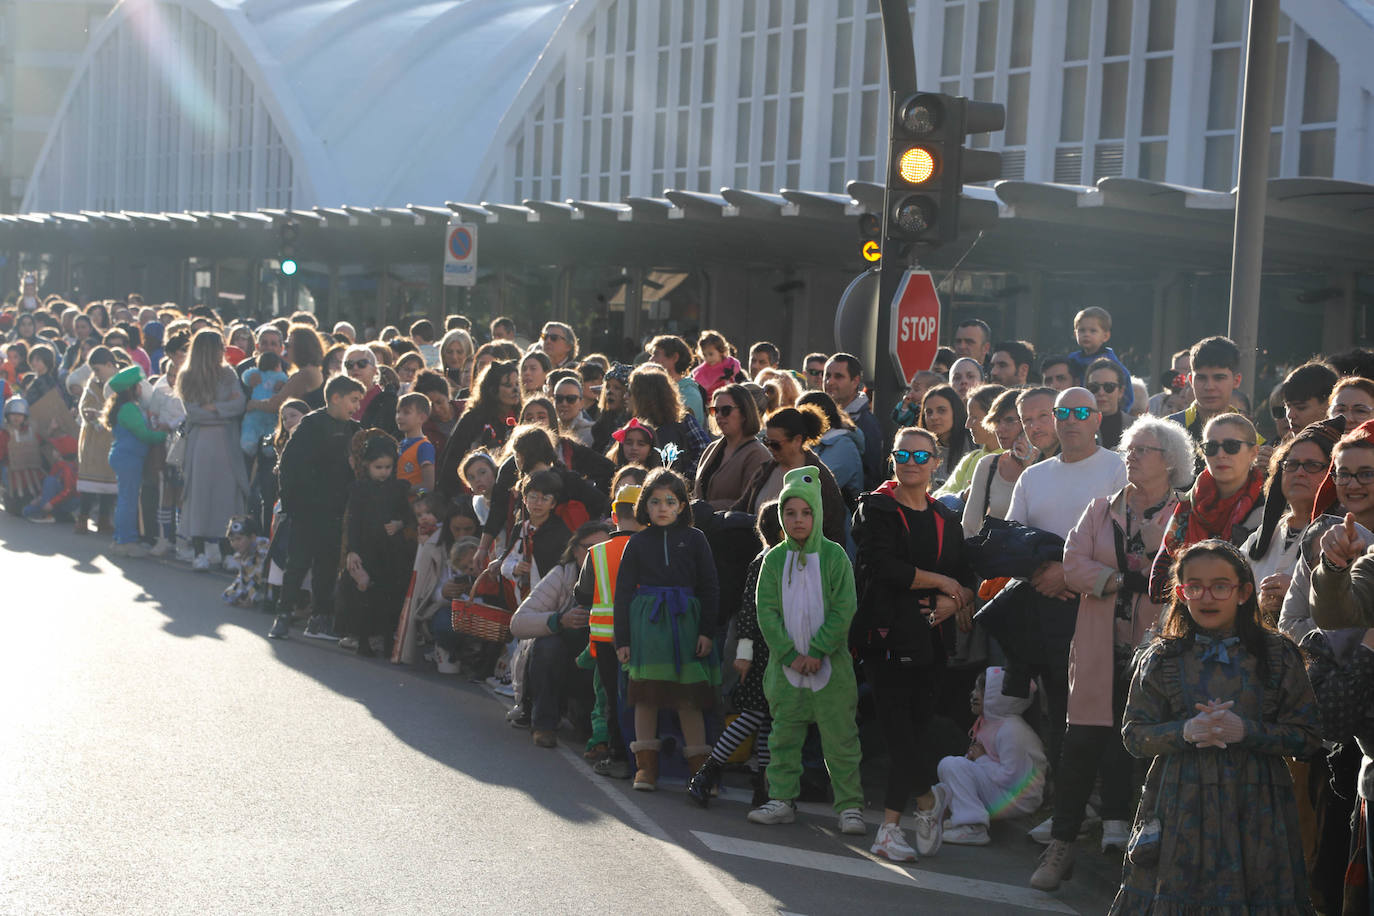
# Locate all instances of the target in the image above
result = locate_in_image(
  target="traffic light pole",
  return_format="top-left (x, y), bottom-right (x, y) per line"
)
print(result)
top-left (875, 0), bottom-right (919, 437)
top-left (1227, 0), bottom-right (1279, 406)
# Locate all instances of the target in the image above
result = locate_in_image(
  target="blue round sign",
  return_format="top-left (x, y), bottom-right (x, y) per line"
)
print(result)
top-left (449, 227), bottom-right (472, 260)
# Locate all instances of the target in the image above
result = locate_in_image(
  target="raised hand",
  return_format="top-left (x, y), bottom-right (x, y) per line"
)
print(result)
top-left (1320, 513), bottom-right (1368, 569)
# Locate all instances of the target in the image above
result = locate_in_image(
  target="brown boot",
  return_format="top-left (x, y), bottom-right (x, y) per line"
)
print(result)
top-left (630, 739), bottom-right (661, 792)
top-left (72, 515), bottom-right (89, 535)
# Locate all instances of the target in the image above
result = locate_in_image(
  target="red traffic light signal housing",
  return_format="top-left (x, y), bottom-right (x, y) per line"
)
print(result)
top-left (885, 92), bottom-right (1005, 246)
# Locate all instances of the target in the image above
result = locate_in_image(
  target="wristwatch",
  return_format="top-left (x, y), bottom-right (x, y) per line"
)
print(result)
top-left (1112, 571), bottom-right (1125, 593)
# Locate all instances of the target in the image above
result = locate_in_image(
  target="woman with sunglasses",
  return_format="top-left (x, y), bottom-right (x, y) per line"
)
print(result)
top-left (798, 390), bottom-right (865, 507)
top-left (694, 384), bottom-right (769, 510)
top-left (851, 426), bottom-right (976, 862)
top-left (538, 321), bottom-right (579, 369)
top-left (341, 344), bottom-right (399, 438)
top-left (732, 404), bottom-right (846, 546)
top-left (1030, 418), bottom-right (1191, 887)
top-left (552, 377), bottom-right (595, 447)
top-left (1242, 420), bottom-right (1342, 626)
top-left (1086, 358), bottom-right (1132, 449)
top-left (1148, 413), bottom-right (1266, 603)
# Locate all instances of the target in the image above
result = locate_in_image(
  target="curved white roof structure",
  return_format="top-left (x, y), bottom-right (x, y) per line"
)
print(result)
top-left (21, 0), bottom-right (573, 213)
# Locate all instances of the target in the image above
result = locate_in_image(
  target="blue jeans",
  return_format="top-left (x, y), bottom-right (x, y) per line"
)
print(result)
top-left (109, 450), bottom-right (145, 544)
top-left (22, 474), bottom-right (78, 519)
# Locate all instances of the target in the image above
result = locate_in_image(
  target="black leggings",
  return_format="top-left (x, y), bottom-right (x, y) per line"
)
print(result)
top-left (866, 656), bottom-right (941, 812)
top-left (1051, 663), bottom-right (1132, 841)
top-left (594, 644), bottom-right (627, 761)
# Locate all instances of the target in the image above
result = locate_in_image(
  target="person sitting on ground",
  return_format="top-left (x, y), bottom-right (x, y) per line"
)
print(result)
top-left (221, 515), bottom-right (270, 608)
top-left (935, 667), bottom-right (1046, 847)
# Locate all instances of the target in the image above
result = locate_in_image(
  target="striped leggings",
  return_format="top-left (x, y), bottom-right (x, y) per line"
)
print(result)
top-left (708, 708), bottom-right (772, 768)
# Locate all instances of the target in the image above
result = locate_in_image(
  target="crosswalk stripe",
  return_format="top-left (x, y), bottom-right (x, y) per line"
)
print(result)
top-left (691, 831), bottom-right (1078, 914)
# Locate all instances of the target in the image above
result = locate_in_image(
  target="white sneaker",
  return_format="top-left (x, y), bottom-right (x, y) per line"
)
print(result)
top-left (871, 822), bottom-right (917, 862)
top-left (747, 799), bottom-right (797, 825)
top-left (191, 554), bottom-right (210, 571)
top-left (943, 823), bottom-right (991, 846)
top-left (913, 783), bottom-right (949, 856)
top-left (837, 808), bottom-right (867, 835)
top-left (223, 554), bottom-right (242, 572)
top-left (338, 636), bottom-right (359, 650)
top-left (434, 646), bottom-right (460, 674)
top-left (150, 537), bottom-right (173, 557)
top-left (1101, 819), bottom-right (1130, 853)
top-left (206, 544), bottom-right (222, 565)
top-left (1030, 807), bottom-right (1097, 845)
top-left (176, 542), bottom-right (195, 563)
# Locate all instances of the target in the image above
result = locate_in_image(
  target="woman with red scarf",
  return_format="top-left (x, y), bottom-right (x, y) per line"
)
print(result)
top-left (1147, 412), bottom-right (1266, 603)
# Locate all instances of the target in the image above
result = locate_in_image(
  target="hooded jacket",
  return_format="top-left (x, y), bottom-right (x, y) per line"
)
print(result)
top-left (843, 391), bottom-right (885, 490)
top-left (968, 667), bottom-right (1047, 799)
top-left (755, 467), bottom-right (857, 691)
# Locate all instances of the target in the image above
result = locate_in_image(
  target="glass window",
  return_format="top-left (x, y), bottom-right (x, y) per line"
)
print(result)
top-left (739, 36), bottom-right (754, 96)
top-left (762, 99), bottom-right (778, 159)
top-left (658, 0), bottom-right (671, 46)
top-left (657, 55), bottom-right (669, 107)
top-left (701, 44), bottom-right (716, 99)
top-left (681, 0), bottom-right (694, 38)
top-left (764, 32), bottom-right (779, 96)
top-left (976, 1), bottom-right (998, 72)
top-left (1146, 0), bottom-right (1175, 52)
top-left (705, 0), bottom-right (718, 39)
top-left (1141, 57), bottom-right (1172, 136)
top-left (1207, 48), bottom-right (1240, 131)
top-left (1005, 72), bottom-right (1030, 145)
top-left (862, 16), bottom-right (882, 84)
top-left (1269, 130), bottom-right (1282, 177)
top-left (1105, 0), bottom-right (1132, 57)
top-left (859, 89), bottom-right (878, 157)
top-left (830, 94), bottom-right (849, 157)
top-left (623, 119), bottom-right (633, 172)
top-left (679, 48), bottom-right (693, 106)
top-left (736, 104), bottom-right (751, 160)
top-left (1299, 128), bottom-right (1335, 176)
top-left (791, 34), bottom-right (806, 91)
top-left (699, 108), bottom-right (713, 163)
top-left (1138, 139), bottom-right (1167, 180)
top-left (768, 0), bottom-right (781, 29)
top-left (788, 96), bottom-right (804, 160)
top-left (835, 22), bottom-right (852, 86)
top-left (1203, 134), bottom-right (1234, 190)
top-left (1065, 0), bottom-right (1091, 61)
top-left (1099, 61), bottom-right (1128, 139)
top-left (1010, 0), bottom-right (1035, 69)
top-left (1270, 42), bottom-right (1287, 127)
top-left (1061, 66), bottom-right (1086, 142)
top-left (942, 5), bottom-right (964, 76)
top-left (1213, 0), bottom-right (1244, 44)
top-left (1302, 41), bottom-right (1339, 124)
top-left (654, 113), bottom-right (666, 168)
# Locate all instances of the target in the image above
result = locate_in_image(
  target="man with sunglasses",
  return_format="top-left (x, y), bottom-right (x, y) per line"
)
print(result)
top-left (802, 353), bottom-right (828, 391)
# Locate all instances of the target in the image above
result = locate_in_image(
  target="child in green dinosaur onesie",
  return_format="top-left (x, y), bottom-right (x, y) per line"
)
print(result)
top-left (747, 465), bottom-right (867, 835)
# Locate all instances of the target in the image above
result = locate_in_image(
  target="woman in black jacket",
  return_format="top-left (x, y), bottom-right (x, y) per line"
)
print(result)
top-left (851, 425), bottom-right (976, 864)
top-left (731, 405), bottom-right (846, 546)
top-left (436, 360), bottom-right (520, 499)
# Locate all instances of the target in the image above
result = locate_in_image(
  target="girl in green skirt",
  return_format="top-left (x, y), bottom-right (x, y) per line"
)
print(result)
top-left (613, 468), bottom-right (721, 791)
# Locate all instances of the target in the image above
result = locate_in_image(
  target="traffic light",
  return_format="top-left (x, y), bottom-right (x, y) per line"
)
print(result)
top-left (885, 92), bottom-right (1005, 246)
top-left (278, 219), bottom-right (299, 277)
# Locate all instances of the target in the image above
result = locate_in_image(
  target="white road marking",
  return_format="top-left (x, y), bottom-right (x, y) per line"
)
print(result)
top-left (554, 742), bottom-right (751, 915)
top-left (691, 831), bottom-right (1078, 914)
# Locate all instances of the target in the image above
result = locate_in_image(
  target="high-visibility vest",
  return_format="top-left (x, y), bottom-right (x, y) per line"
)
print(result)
top-left (587, 536), bottom-right (629, 651)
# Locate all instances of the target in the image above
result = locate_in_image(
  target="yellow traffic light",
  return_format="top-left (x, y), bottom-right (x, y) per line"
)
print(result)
top-left (897, 146), bottom-right (937, 185)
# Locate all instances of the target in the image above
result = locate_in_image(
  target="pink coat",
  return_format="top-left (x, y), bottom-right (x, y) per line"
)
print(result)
top-left (1063, 488), bottom-right (1178, 727)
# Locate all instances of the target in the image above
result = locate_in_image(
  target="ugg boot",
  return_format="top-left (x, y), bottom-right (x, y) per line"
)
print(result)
top-left (630, 739), bottom-right (661, 792)
top-left (686, 755), bottom-right (722, 808)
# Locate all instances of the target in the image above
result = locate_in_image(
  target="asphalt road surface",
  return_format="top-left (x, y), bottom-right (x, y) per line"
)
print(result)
top-left (0, 516), bottom-right (1119, 914)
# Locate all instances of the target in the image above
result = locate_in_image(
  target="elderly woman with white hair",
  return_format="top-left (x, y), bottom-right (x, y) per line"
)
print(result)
top-left (539, 321), bottom-right (579, 369)
top-left (439, 328), bottom-right (475, 391)
top-left (343, 343), bottom-right (399, 437)
top-left (1026, 416), bottom-right (1195, 877)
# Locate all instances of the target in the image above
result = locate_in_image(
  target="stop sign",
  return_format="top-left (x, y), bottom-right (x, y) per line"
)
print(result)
top-left (888, 269), bottom-right (941, 383)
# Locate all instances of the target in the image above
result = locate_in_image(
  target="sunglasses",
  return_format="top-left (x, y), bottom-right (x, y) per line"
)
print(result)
top-left (806, 368), bottom-right (823, 377)
top-left (345, 359), bottom-right (373, 370)
top-left (1175, 582), bottom-right (1238, 601)
top-left (1052, 406), bottom-right (1099, 421)
top-left (764, 439), bottom-right (791, 452)
top-left (891, 449), bottom-right (934, 465)
top-left (1201, 438), bottom-right (1255, 456)
top-left (543, 333), bottom-right (566, 343)
top-left (1085, 382), bottom-right (1119, 394)
top-left (708, 404), bottom-right (736, 417)
top-left (555, 394), bottom-right (581, 405)
top-left (1279, 458), bottom-right (1328, 475)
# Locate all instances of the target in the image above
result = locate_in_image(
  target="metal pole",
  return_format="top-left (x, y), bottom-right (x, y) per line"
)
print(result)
top-left (1227, 0), bottom-right (1280, 404)
top-left (875, 0), bottom-right (918, 436)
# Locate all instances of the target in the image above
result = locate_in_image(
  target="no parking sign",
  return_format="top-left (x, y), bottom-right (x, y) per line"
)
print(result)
top-left (443, 219), bottom-right (478, 287)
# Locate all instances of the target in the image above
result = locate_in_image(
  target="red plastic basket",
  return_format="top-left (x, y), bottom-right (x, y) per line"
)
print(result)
top-left (451, 599), bottom-right (513, 644)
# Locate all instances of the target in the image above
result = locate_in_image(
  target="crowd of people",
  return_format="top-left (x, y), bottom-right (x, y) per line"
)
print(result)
top-left (7, 280), bottom-right (1374, 913)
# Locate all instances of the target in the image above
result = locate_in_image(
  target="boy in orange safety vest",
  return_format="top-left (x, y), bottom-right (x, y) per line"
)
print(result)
top-left (572, 483), bottom-right (643, 779)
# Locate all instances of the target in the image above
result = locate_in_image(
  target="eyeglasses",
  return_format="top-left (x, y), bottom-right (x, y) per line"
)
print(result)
top-left (1333, 404), bottom-right (1374, 419)
top-left (1052, 406), bottom-right (1099, 421)
top-left (345, 359), bottom-right (373, 370)
top-left (1201, 438), bottom-right (1255, 456)
top-left (1334, 468), bottom-right (1374, 485)
top-left (1085, 382), bottom-right (1119, 395)
top-left (524, 491), bottom-right (556, 503)
top-left (1280, 458), bottom-right (1329, 475)
top-left (891, 449), bottom-right (934, 465)
top-left (1270, 405), bottom-right (1287, 420)
top-left (555, 394), bottom-right (581, 405)
top-left (1175, 582), bottom-right (1239, 601)
top-left (708, 404), bottom-right (736, 417)
top-left (1123, 444), bottom-right (1167, 457)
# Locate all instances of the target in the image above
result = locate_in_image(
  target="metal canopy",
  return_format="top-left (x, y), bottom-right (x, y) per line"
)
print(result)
top-left (1, 177), bottom-right (1370, 277)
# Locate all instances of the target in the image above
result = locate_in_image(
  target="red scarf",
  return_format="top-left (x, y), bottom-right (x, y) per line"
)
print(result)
top-left (1185, 467), bottom-right (1265, 545)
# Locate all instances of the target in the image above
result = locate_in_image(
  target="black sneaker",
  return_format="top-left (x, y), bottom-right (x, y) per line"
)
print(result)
top-left (267, 614), bottom-right (292, 640)
top-left (303, 615), bottom-right (337, 640)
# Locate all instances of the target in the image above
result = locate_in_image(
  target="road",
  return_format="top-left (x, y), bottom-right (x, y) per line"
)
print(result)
top-left (0, 515), bottom-right (1119, 914)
